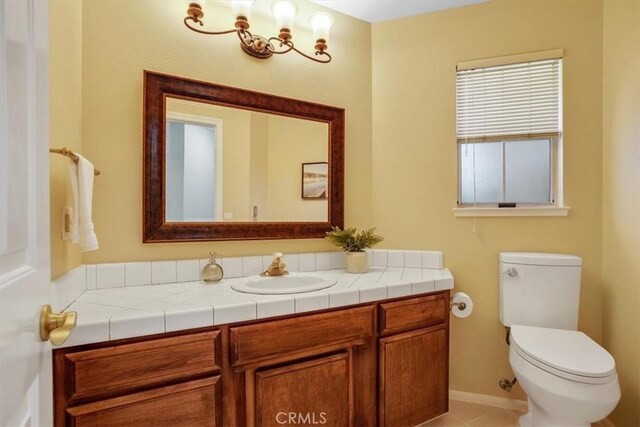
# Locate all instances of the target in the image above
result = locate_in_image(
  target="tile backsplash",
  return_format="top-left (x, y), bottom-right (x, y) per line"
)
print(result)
top-left (52, 250), bottom-right (445, 309)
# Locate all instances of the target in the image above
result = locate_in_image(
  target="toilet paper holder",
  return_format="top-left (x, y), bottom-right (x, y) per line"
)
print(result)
top-left (450, 300), bottom-right (467, 311)
top-left (449, 292), bottom-right (473, 318)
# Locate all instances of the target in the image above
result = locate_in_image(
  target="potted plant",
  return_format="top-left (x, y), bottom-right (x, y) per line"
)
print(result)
top-left (325, 226), bottom-right (384, 273)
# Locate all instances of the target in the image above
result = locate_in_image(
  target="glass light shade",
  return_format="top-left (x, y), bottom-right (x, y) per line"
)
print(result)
top-left (272, 1), bottom-right (297, 30)
top-left (230, 0), bottom-right (254, 18)
top-left (310, 12), bottom-right (334, 41)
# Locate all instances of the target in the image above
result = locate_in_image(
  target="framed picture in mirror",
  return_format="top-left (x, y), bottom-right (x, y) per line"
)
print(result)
top-left (302, 162), bottom-right (329, 199)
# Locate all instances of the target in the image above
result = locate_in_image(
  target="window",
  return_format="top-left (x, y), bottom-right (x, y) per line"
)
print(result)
top-left (456, 52), bottom-right (563, 212)
top-left (460, 138), bottom-right (553, 204)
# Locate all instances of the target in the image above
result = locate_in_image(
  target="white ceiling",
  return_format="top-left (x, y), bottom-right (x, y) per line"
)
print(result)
top-left (309, 0), bottom-right (488, 23)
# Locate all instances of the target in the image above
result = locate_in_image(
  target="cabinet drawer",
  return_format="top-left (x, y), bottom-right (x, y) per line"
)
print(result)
top-left (380, 293), bottom-right (447, 335)
top-left (64, 331), bottom-right (220, 401)
top-left (66, 376), bottom-right (221, 427)
top-left (231, 306), bottom-right (374, 366)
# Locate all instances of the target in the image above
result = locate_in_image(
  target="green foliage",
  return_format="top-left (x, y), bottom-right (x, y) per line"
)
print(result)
top-left (325, 226), bottom-right (384, 252)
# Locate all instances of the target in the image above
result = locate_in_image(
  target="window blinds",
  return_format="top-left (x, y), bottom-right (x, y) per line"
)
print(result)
top-left (456, 58), bottom-right (561, 142)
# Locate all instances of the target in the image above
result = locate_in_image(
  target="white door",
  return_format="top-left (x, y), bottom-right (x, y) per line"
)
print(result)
top-left (0, 0), bottom-right (52, 426)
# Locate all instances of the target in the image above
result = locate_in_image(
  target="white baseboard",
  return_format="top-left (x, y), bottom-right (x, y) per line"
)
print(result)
top-left (449, 389), bottom-right (529, 412)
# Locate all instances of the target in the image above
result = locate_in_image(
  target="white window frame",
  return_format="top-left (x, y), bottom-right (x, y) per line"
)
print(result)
top-left (453, 49), bottom-right (568, 217)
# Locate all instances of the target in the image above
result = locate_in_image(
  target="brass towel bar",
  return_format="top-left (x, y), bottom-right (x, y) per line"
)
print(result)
top-left (49, 147), bottom-right (100, 176)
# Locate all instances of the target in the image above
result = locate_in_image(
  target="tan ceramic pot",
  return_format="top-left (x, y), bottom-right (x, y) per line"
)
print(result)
top-left (345, 251), bottom-right (368, 274)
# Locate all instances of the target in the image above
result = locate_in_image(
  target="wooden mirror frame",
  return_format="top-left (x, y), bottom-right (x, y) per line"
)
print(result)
top-left (143, 71), bottom-right (344, 243)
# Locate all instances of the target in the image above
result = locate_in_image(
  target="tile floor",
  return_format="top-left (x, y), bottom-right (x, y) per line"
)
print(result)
top-left (419, 400), bottom-right (612, 427)
top-left (419, 400), bottom-right (524, 427)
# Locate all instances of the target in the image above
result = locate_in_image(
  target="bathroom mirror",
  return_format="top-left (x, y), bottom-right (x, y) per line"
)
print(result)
top-left (143, 71), bottom-right (344, 242)
top-left (165, 98), bottom-right (329, 223)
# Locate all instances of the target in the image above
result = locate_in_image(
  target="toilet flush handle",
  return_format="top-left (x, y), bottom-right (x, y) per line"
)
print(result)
top-left (499, 267), bottom-right (518, 278)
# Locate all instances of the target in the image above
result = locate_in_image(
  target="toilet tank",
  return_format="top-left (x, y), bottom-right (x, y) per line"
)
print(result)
top-left (499, 252), bottom-right (582, 331)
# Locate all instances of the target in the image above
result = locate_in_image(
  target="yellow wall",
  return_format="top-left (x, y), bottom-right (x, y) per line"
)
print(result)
top-left (78, 0), bottom-right (372, 264)
top-left (372, 0), bottom-right (603, 400)
top-left (266, 116), bottom-right (328, 221)
top-left (49, 0), bottom-right (83, 279)
top-left (250, 112), bottom-right (269, 220)
top-left (602, 0), bottom-right (640, 424)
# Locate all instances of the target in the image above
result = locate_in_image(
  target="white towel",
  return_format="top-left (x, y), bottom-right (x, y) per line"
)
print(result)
top-left (69, 155), bottom-right (99, 252)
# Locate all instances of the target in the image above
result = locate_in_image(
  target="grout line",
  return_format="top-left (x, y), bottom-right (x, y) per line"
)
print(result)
top-left (172, 260), bottom-right (177, 283)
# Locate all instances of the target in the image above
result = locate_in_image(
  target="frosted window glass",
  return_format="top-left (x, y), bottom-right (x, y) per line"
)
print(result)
top-left (505, 140), bottom-right (550, 203)
top-left (460, 142), bottom-right (503, 203)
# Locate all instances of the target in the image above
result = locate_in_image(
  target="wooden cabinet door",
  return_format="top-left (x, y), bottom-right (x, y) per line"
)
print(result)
top-left (379, 325), bottom-right (448, 427)
top-left (253, 353), bottom-right (350, 427)
top-left (66, 376), bottom-right (221, 427)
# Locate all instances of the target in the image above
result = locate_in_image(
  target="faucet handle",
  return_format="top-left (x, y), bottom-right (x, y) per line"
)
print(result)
top-left (260, 252), bottom-right (288, 276)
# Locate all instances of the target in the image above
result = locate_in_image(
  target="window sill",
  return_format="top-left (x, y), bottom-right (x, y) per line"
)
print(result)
top-left (453, 206), bottom-right (570, 217)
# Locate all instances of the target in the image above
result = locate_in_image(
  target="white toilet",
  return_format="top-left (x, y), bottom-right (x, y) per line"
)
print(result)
top-left (499, 252), bottom-right (620, 427)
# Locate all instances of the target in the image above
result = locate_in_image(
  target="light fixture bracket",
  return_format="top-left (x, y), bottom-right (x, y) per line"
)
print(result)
top-left (240, 33), bottom-right (274, 59)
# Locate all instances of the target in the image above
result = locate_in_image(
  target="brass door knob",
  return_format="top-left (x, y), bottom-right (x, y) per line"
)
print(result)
top-left (39, 305), bottom-right (77, 346)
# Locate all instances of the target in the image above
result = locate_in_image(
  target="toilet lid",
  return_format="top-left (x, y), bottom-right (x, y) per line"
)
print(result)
top-left (511, 325), bottom-right (616, 383)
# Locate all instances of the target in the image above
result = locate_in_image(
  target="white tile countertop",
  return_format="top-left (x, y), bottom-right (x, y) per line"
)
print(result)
top-left (60, 266), bottom-right (453, 348)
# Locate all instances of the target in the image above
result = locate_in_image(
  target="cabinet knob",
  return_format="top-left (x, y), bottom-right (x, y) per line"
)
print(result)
top-left (39, 305), bottom-right (77, 346)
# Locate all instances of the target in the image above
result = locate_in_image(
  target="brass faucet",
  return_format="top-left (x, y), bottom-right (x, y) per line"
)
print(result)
top-left (260, 252), bottom-right (289, 277)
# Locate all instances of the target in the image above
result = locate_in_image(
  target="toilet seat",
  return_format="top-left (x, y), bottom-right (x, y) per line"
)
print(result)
top-left (510, 325), bottom-right (616, 384)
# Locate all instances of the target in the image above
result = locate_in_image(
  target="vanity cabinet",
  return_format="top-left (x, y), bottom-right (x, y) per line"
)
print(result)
top-left (230, 306), bottom-right (377, 426)
top-left (379, 293), bottom-right (449, 426)
top-left (54, 291), bottom-right (449, 426)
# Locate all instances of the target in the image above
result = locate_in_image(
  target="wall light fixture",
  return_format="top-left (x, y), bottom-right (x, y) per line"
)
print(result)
top-left (184, 1), bottom-right (334, 63)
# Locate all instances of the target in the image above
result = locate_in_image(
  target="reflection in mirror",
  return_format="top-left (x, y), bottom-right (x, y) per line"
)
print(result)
top-left (166, 120), bottom-right (221, 221)
top-left (165, 98), bottom-right (329, 223)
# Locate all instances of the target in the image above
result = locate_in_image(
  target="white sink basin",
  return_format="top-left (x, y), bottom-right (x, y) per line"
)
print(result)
top-left (231, 273), bottom-right (337, 295)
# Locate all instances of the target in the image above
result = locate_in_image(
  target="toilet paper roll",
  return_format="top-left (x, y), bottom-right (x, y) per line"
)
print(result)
top-left (451, 292), bottom-right (473, 318)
